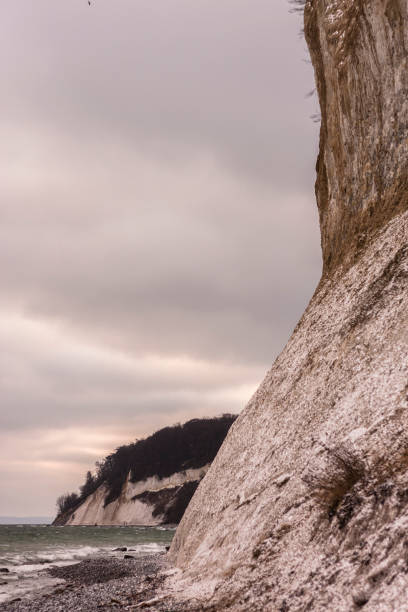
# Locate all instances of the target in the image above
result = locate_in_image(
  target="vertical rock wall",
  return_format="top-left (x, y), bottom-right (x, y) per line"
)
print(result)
top-left (305, 0), bottom-right (408, 273)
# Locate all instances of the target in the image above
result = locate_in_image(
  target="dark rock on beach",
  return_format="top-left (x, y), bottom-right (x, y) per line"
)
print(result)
top-left (0, 569), bottom-right (9, 573)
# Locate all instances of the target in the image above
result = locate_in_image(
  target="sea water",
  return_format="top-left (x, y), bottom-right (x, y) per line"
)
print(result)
top-left (0, 524), bottom-right (174, 604)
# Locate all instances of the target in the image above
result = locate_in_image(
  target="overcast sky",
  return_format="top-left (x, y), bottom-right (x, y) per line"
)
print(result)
top-left (0, 0), bottom-right (321, 517)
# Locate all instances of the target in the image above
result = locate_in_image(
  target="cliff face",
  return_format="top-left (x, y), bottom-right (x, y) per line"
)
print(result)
top-left (307, 0), bottom-right (408, 274)
top-left (168, 2), bottom-right (408, 610)
top-left (54, 466), bottom-right (207, 526)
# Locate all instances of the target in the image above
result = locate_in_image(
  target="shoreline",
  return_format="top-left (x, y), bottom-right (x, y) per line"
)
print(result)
top-left (0, 524), bottom-right (177, 610)
top-left (0, 554), bottom-right (193, 611)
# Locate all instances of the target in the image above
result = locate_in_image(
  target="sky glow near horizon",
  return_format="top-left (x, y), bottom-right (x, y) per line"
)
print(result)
top-left (1, 0), bottom-right (321, 516)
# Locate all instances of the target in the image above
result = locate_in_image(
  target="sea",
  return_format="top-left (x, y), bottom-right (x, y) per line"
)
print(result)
top-left (0, 523), bottom-right (174, 604)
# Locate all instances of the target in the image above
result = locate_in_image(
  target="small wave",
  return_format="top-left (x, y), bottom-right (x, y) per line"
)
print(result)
top-left (1, 546), bottom-right (104, 570)
top-left (12, 563), bottom-right (55, 574)
top-left (156, 526), bottom-right (176, 531)
top-left (131, 543), bottom-right (164, 553)
top-left (40, 546), bottom-right (102, 562)
top-left (0, 543), bottom-right (166, 573)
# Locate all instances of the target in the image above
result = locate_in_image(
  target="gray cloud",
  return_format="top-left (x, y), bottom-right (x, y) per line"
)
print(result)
top-left (0, 0), bottom-right (321, 515)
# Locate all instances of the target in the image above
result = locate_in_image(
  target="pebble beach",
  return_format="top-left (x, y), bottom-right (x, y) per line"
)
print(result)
top-left (0, 554), bottom-right (190, 612)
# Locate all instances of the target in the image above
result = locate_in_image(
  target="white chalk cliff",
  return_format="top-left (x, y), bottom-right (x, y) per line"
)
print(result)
top-left (168, 1), bottom-right (408, 610)
top-left (59, 466), bottom-right (209, 526)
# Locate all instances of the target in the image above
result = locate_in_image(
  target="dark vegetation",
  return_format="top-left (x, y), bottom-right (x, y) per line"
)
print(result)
top-left (133, 480), bottom-right (200, 524)
top-left (56, 415), bottom-right (236, 516)
top-left (302, 442), bottom-right (366, 519)
top-left (56, 492), bottom-right (81, 515)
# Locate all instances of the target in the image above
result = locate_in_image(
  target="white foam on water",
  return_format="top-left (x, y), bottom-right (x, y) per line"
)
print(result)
top-left (132, 543), bottom-right (163, 553)
top-left (5, 544), bottom-right (111, 565)
top-left (2, 543), bottom-right (165, 576)
top-left (157, 526), bottom-right (176, 531)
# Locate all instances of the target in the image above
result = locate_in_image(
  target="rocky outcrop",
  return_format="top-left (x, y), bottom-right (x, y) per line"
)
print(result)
top-left (167, 2), bottom-right (408, 610)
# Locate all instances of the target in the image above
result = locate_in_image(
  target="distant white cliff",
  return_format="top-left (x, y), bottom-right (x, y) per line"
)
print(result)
top-left (53, 415), bottom-right (236, 526)
top-left (61, 465), bottom-right (209, 526)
